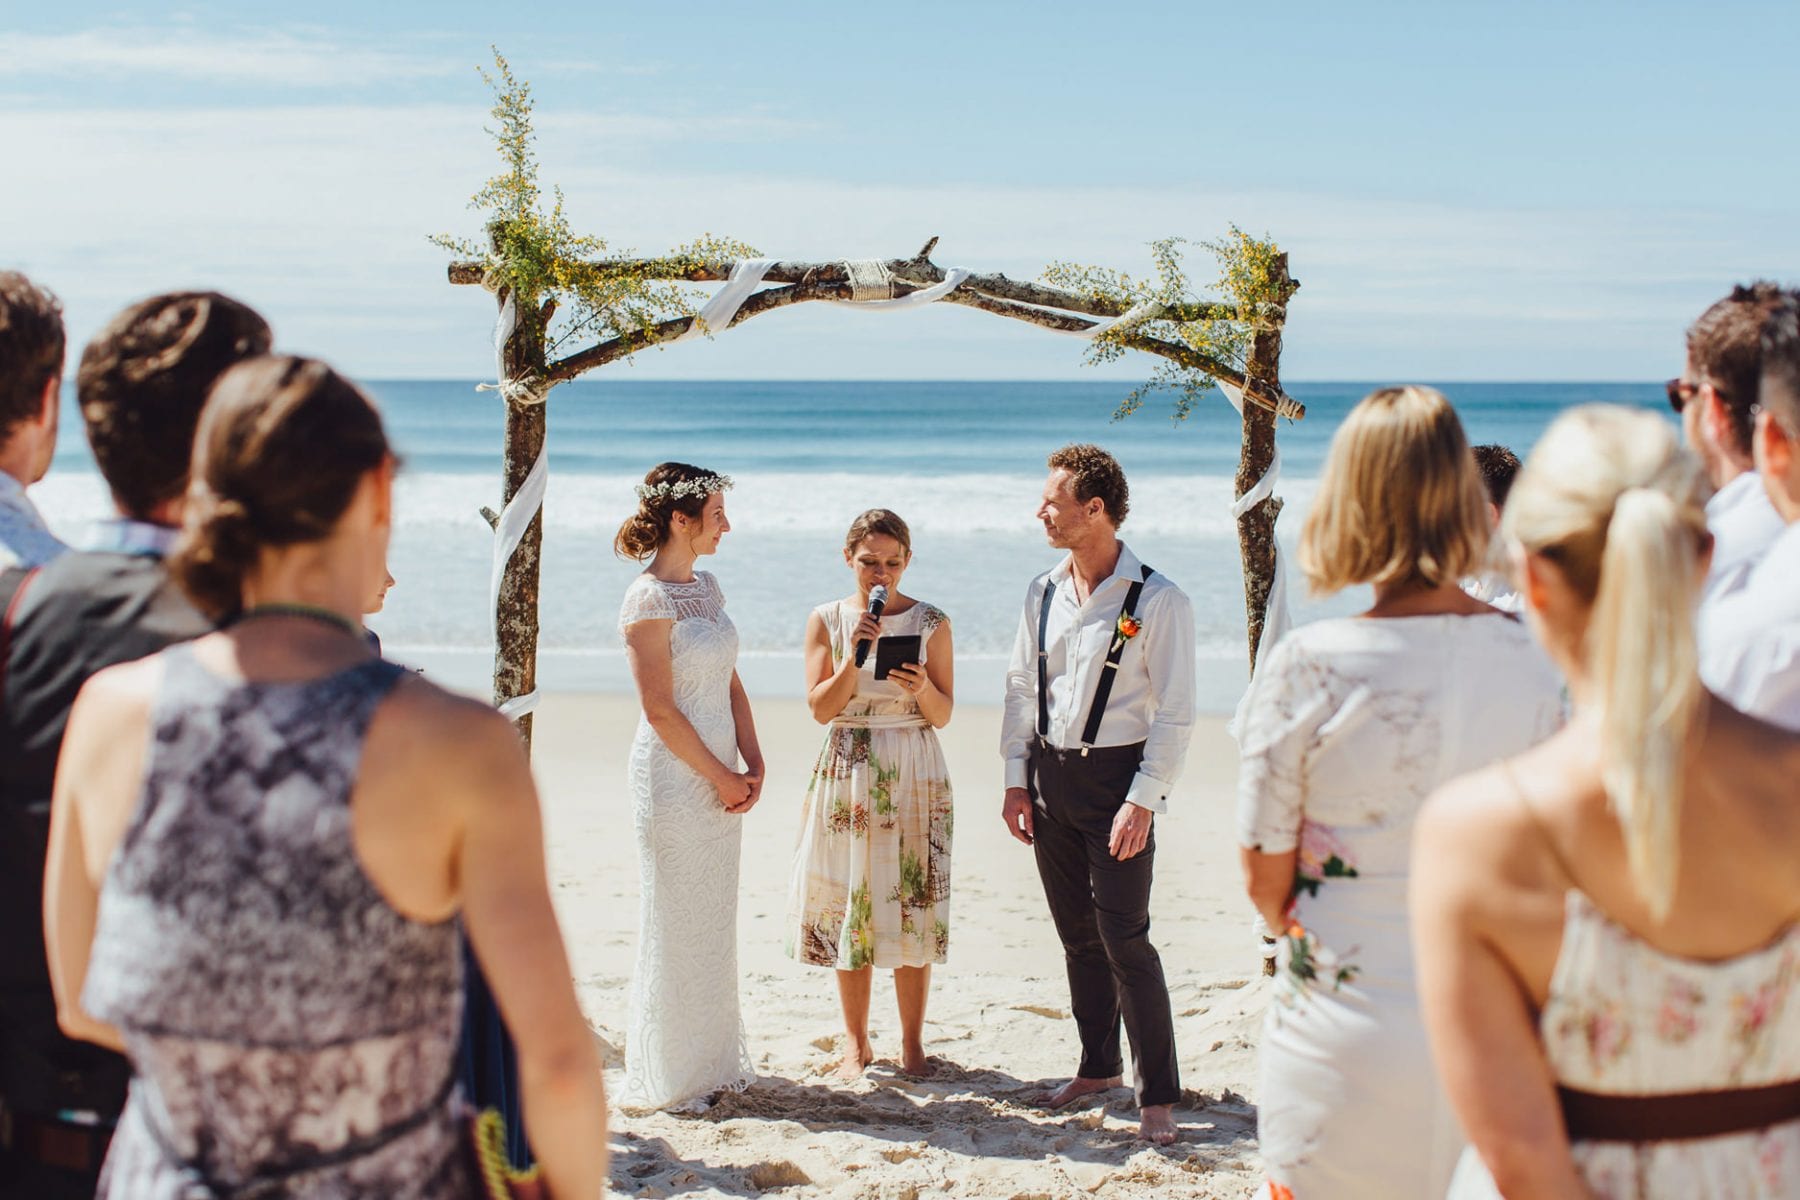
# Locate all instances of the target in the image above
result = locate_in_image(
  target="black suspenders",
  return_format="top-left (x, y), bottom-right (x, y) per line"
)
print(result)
top-left (1036, 562), bottom-right (1154, 752)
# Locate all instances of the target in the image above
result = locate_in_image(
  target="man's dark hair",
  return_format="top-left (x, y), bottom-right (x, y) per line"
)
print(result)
top-left (1047, 443), bottom-right (1130, 527)
top-left (77, 292), bottom-right (271, 518)
top-left (0, 272), bottom-right (65, 439)
top-left (1760, 290), bottom-right (1800, 433)
top-left (1470, 443), bottom-right (1522, 509)
top-left (1687, 281), bottom-right (1787, 457)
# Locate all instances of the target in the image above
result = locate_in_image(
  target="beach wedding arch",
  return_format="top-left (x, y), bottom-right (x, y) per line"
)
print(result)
top-left (438, 54), bottom-right (1305, 745)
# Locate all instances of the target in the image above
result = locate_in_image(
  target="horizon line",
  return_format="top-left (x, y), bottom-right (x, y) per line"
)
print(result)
top-left (351, 376), bottom-right (1664, 386)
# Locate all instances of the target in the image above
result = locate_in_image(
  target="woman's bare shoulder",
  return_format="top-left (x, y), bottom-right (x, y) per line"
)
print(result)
top-left (370, 674), bottom-right (527, 775)
top-left (1417, 733), bottom-right (1590, 903)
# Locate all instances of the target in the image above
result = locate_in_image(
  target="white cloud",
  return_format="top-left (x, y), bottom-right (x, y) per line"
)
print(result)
top-left (0, 28), bottom-right (460, 87)
top-left (1, 101), bottom-right (1793, 382)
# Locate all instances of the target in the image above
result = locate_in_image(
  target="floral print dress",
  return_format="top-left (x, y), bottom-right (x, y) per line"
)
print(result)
top-left (82, 648), bottom-right (476, 1198)
top-left (1448, 892), bottom-right (1800, 1199)
top-left (1236, 614), bottom-right (1564, 1200)
top-left (786, 600), bottom-right (953, 970)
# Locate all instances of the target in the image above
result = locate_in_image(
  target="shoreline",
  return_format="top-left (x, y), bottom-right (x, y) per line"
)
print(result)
top-left (381, 645), bottom-right (1256, 716)
top-left (532, 693), bottom-right (1267, 1198)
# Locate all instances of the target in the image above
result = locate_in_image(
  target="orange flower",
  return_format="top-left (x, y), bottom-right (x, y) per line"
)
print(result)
top-left (1115, 613), bottom-right (1142, 641)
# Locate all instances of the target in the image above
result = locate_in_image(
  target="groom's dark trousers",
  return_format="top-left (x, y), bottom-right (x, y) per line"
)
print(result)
top-left (1028, 736), bottom-right (1180, 1108)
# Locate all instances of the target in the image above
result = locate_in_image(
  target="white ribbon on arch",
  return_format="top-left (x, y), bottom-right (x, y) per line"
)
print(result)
top-left (1053, 299), bottom-right (1167, 340)
top-left (831, 266), bottom-right (973, 310)
top-left (480, 288), bottom-right (549, 722)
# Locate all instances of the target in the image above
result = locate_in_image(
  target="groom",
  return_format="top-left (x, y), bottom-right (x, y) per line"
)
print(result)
top-left (1000, 443), bottom-right (1196, 1145)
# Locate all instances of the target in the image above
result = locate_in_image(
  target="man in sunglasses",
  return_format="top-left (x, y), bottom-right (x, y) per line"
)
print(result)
top-left (1702, 290), bottom-right (1800, 730)
top-left (1673, 282), bottom-right (1786, 611)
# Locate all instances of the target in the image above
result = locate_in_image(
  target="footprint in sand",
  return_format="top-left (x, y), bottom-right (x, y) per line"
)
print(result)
top-left (745, 1160), bottom-right (812, 1189)
top-left (1009, 1003), bottom-right (1069, 1020)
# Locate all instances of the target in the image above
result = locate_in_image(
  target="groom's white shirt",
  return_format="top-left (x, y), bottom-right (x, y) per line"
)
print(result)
top-left (1001, 542), bottom-right (1197, 814)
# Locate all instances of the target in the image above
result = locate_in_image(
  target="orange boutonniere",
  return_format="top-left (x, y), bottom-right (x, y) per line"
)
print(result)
top-left (1112, 613), bottom-right (1142, 652)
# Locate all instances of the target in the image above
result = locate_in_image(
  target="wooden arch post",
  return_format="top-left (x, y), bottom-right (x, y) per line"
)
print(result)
top-left (489, 236), bottom-right (553, 750)
top-left (1235, 252), bottom-right (1298, 669)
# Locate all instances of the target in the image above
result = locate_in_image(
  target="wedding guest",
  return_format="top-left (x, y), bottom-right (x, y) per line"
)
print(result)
top-left (43, 356), bottom-right (606, 1198)
top-left (0, 292), bottom-right (267, 1200)
top-left (1000, 444), bottom-right (1194, 1145)
top-left (1415, 404), bottom-right (1800, 1198)
top-left (1703, 289), bottom-right (1800, 729)
top-left (1465, 443), bottom-right (1524, 611)
top-left (364, 564), bottom-right (395, 652)
top-left (0, 272), bottom-right (68, 568)
top-left (1472, 443), bottom-right (1521, 521)
top-left (1238, 387), bottom-right (1562, 1199)
top-left (616, 462), bottom-right (763, 1112)
top-left (787, 509), bottom-right (954, 1080)
top-left (1674, 283), bottom-right (1785, 610)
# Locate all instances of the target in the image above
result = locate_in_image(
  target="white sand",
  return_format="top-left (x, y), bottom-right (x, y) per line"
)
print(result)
top-left (533, 696), bottom-right (1268, 1199)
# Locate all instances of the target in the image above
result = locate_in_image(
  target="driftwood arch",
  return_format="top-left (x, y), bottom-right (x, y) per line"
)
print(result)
top-left (447, 242), bottom-right (1300, 747)
top-left (438, 58), bottom-right (1302, 749)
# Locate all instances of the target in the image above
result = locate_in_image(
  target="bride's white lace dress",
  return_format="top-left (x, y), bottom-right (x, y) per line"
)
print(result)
top-left (618, 571), bottom-right (755, 1112)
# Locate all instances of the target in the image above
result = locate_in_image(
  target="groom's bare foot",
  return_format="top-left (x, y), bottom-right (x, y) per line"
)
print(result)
top-left (1036, 1075), bottom-right (1122, 1108)
top-left (835, 1040), bottom-right (875, 1081)
top-left (1139, 1104), bottom-right (1178, 1144)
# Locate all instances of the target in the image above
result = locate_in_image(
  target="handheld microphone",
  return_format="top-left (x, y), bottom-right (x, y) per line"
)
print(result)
top-left (854, 585), bottom-right (889, 668)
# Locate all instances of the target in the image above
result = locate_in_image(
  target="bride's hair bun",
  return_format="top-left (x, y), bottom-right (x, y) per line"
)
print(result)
top-left (614, 461), bottom-right (729, 561)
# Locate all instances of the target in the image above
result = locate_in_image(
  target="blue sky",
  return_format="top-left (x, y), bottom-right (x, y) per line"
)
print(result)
top-left (4, 1), bottom-right (1796, 380)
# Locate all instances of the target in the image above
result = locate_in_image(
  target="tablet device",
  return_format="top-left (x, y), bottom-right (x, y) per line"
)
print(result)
top-left (872, 634), bottom-right (922, 681)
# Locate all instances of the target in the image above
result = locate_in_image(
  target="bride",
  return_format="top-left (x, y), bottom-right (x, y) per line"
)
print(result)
top-left (615, 462), bottom-right (764, 1112)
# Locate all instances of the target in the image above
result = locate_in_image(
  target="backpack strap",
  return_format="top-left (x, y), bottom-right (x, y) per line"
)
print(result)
top-left (0, 565), bottom-right (39, 711)
top-left (1078, 563), bottom-right (1153, 750)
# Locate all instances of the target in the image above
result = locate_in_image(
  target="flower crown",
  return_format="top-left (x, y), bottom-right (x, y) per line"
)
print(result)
top-left (634, 473), bottom-right (734, 504)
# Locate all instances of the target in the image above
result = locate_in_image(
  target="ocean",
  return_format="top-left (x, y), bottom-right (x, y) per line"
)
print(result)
top-left (36, 380), bottom-right (1669, 712)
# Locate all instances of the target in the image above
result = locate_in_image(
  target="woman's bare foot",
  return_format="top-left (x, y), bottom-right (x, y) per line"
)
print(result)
top-left (835, 1040), bottom-right (875, 1081)
top-left (1138, 1104), bottom-right (1178, 1144)
top-left (900, 1042), bottom-right (934, 1077)
top-left (1036, 1075), bottom-right (1122, 1108)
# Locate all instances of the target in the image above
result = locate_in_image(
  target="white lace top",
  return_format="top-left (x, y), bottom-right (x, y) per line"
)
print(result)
top-left (617, 571), bottom-right (726, 632)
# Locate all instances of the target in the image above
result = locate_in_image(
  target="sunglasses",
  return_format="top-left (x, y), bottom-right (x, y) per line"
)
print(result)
top-left (1665, 378), bottom-right (1702, 413)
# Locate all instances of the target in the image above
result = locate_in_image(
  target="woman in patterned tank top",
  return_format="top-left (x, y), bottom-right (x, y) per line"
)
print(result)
top-left (44, 356), bottom-right (607, 1199)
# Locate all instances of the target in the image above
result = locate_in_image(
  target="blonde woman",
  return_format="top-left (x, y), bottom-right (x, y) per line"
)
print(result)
top-left (1237, 387), bottom-right (1564, 1199)
top-left (1415, 406), bottom-right (1800, 1198)
top-left (786, 509), bottom-right (953, 1080)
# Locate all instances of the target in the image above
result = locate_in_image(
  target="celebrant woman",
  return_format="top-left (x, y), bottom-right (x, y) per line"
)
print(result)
top-left (786, 509), bottom-right (955, 1080)
top-left (616, 462), bottom-right (763, 1112)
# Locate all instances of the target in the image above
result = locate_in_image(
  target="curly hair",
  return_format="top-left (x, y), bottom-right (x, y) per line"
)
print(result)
top-left (1046, 443), bottom-right (1129, 527)
top-left (1470, 443), bottom-right (1522, 509)
top-left (1686, 281), bottom-right (1787, 457)
top-left (0, 271), bottom-right (64, 439)
top-left (77, 292), bottom-right (271, 517)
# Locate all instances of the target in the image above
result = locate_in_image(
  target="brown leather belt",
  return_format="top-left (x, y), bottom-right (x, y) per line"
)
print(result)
top-left (1560, 1080), bottom-right (1800, 1143)
top-left (4, 1111), bottom-right (110, 1173)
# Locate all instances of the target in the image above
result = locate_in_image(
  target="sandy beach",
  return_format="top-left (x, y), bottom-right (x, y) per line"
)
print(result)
top-left (532, 695), bottom-right (1267, 1199)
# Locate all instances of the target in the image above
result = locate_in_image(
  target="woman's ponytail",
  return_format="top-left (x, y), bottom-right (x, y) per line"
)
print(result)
top-left (1588, 486), bottom-right (1703, 919)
